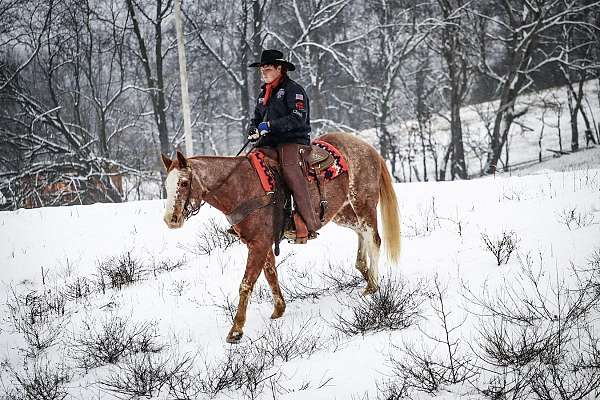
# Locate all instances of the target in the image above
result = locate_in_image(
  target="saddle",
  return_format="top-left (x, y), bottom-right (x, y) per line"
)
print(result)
top-left (304, 145), bottom-right (335, 172)
top-left (258, 144), bottom-right (335, 179)
top-left (227, 141), bottom-right (347, 254)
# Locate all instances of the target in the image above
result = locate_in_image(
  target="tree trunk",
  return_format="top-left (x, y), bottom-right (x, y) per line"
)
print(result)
top-left (415, 60), bottom-right (428, 182)
top-left (239, 0), bottom-right (251, 134)
top-left (449, 99), bottom-right (466, 179)
top-left (98, 111), bottom-right (109, 157)
top-left (251, 0), bottom-right (263, 101)
top-left (125, 0), bottom-right (171, 197)
top-left (153, 1), bottom-right (170, 158)
top-left (439, 0), bottom-right (468, 180)
top-left (125, 0), bottom-right (170, 159)
top-left (484, 68), bottom-right (520, 175)
top-left (565, 78), bottom-right (580, 152)
top-left (439, 145), bottom-right (452, 182)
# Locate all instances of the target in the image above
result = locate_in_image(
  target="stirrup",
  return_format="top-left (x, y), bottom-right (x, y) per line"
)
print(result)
top-left (283, 230), bottom-right (318, 244)
top-left (226, 226), bottom-right (239, 237)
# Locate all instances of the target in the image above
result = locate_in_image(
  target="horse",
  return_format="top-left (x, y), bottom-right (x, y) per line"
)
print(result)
top-left (161, 132), bottom-right (401, 343)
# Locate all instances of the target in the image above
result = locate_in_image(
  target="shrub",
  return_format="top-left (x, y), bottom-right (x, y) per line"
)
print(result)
top-left (197, 344), bottom-right (275, 399)
top-left (385, 276), bottom-right (475, 396)
top-left (70, 314), bottom-right (162, 369)
top-left (6, 289), bottom-right (67, 356)
top-left (257, 318), bottom-right (323, 362)
top-left (481, 230), bottom-right (519, 266)
top-left (465, 253), bottom-right (600, 400)
top-left (2, 358), bottom-right (70, 400)
top-left (63, 277), bottom-right (92, 302)
top-left (100, 353), bottom-right (193, 399)
top-left (335, 276), bottom-right (425, 336)
top-left (177, 218), bottom-right (240, 256)
top-left (280, 259), bottom-right (362, 303)
top-left (96, 252), bottom-right (146, 291)
top-left (151, 257), bottom-right (187, 276)
top-left (557, 207), bottom-right (597, 230)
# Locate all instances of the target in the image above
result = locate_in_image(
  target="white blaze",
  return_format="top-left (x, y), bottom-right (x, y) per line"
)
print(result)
top-left (164, 169), bottom-right (181, 220)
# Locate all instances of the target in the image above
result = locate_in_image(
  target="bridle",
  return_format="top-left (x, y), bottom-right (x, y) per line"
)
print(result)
top-left (174, 157), bottom-right (249, 222)
top-left (182, 167), bottom-right (202, 221)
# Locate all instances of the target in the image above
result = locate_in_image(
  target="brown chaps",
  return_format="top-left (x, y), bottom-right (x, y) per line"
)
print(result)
top-left (277, 143), bottom-right (322, 234)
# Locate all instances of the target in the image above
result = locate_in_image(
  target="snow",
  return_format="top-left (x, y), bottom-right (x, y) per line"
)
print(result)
top-left (2, 77), bottom-right (600, 398)
top-left (1, 147), bottom-right (599, 398)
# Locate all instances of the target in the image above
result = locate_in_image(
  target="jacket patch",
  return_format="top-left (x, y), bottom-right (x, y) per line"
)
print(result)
top-left (295, 94), bottom-right (304, 100)
top-left (276, 89), bottom-right (285, 99)
top-left (295, 100), bottom-right (305, 110)
top-left (258, 97), bottom-right (264, 104)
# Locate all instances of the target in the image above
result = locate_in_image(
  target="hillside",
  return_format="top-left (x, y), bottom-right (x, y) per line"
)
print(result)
top-left (1, 149), bottom-right (599, 399)
top-left (358, 80), bottom-right (599, 180)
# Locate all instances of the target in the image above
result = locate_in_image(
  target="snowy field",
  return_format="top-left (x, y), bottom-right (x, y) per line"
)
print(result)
top-left (1, 146), bottom-right (599, 399)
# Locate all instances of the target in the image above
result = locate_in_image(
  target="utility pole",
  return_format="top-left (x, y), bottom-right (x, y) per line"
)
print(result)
top-left (174, 0), bottom-right (193, 156)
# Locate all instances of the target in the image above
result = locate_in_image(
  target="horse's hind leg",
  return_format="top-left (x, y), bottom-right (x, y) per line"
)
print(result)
top-left (262, 249), bottom-right (286, 319)
top-left (361, 224), bottom-right (381, 295)
top-left (355, 233), bottom-right (370, 283)
top-left (333, 204), bottom-right (372, 290)
top-left (353, 207), bottom-right (381, 295)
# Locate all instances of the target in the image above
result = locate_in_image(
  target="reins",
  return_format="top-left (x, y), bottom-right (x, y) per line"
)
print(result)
top-left (235, 139), bottom-right (253, 156)
top-left (182, 154), bottom-right (251, 221)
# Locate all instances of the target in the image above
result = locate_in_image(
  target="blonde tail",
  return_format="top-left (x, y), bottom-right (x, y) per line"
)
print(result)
top-left (378, 156), bottom-right (401, 265)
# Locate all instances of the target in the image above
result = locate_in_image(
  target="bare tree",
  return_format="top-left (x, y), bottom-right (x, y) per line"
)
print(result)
top-left (0, 0), bottom-right (145, 208)
top-left (356, 1), bottom-right (434, 179)
top-left (0, 0), bottom-right (54, 91)
top-left (185, 0), bottom-right (268, 148)
top-left (265, 0), bottom-right (361, 134)
top-left (473, 0), bottom-right (600, 174)
top-left (556, 1), bottom-right (600, 151)
top-left (125, 0), bottom-right (173, 159)
top-left (435, 0), bottom-right (472, 180)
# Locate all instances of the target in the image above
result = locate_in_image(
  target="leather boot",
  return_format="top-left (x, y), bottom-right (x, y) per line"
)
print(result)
top-left (278, 143), bottom-right (322, 237)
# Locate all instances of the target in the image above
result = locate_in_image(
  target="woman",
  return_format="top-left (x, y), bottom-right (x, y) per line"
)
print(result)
top-left (247, 49), bottom-right (321, 241)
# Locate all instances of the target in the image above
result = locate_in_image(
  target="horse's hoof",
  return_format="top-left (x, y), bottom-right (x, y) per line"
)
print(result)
top-left (226, 330), bottom-right (243, 344)
top-left (271, 299), bottom-right (286, 319)
top-left (362, 286), bottom-right (379, 296)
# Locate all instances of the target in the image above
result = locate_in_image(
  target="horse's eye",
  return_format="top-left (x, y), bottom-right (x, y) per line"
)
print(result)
top-left (181, 182), bottom-right (188, 187)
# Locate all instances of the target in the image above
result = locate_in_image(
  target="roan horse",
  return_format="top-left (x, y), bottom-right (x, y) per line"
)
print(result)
top-left (161, 132), bottom-right (401, 343)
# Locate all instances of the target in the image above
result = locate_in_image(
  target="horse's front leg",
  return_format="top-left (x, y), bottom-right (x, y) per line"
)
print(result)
top-left (226, 241), bottom-right (270, 343)
top-left (262, 248), bottom-right (286, 319)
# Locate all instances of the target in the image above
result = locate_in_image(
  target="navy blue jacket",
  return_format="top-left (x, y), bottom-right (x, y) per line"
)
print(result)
top-left (250, 75), bottom-right (311, 147)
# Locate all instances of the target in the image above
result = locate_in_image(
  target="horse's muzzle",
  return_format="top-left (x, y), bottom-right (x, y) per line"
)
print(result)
top-left (164, 213), bottom-right (184, 229)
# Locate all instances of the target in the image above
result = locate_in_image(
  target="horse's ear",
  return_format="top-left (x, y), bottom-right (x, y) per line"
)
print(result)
top-left (161, 154), bottom-right (172, 171)
top-left (176, 151), bottom-right (188, 169)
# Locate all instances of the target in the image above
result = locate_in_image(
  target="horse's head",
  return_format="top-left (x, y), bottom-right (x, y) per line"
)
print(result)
top-left (161, 151), bottom-right (194, 229)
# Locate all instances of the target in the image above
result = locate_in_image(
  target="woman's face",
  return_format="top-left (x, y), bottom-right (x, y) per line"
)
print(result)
top-left (260, 64), bottom-right (282, 84)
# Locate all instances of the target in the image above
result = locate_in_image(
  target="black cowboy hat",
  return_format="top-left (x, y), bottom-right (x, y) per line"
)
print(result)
top-left (248, 49), bottom-right (296, 71)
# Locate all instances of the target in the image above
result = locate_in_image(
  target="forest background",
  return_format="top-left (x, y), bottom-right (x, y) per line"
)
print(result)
top-left (1, 0), bottom-right (599, 208)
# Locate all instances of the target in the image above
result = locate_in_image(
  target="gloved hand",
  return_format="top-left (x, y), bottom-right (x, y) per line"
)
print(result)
top-left (257, 121), bottom-right (270, 135)
top-left (247, 127), bottom-right (262, 142)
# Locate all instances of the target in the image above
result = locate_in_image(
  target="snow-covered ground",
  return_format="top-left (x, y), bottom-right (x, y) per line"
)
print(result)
top-left (1, 144), bottom-right (599, 399)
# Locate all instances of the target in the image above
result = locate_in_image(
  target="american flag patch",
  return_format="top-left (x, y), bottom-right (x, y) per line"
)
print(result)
top-left (295, 94), bottom-right (304, 100)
